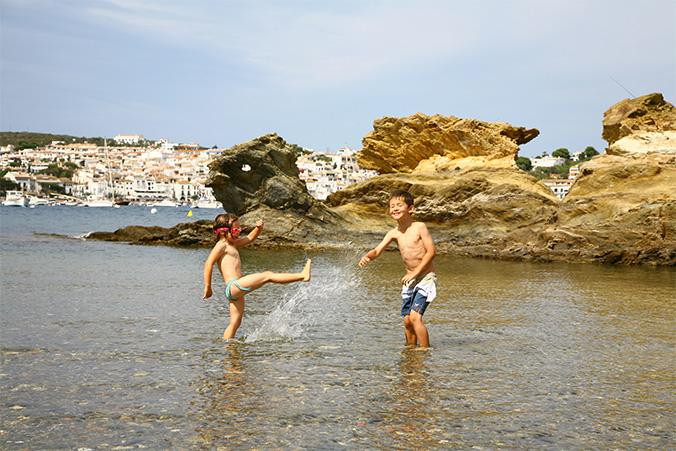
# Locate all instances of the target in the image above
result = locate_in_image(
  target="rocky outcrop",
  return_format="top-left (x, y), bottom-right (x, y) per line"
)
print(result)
top-left (89, 94), bottom-right (675, 265)
top-left (205, 134), bottom-right (348, 248)
top-left (357, 113), bottom-right (539, 173)
top-left (87, 222), bottom-right (214, 247)
top-left (548, 152), bottom-right (676, 264)
top-left (206, 134), bottom-right (324, 216)
top-left (602, 93), bottom-right (676, 155)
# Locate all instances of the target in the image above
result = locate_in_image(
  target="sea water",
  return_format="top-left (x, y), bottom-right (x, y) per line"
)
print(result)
top-left (1, 206), bottom-right (674, 448)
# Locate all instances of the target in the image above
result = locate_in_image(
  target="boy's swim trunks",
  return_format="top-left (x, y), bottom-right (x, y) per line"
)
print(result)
top-left (401, 272), bottom-right (437, 316)
top-left (225, 278), bottom-right (252, 301)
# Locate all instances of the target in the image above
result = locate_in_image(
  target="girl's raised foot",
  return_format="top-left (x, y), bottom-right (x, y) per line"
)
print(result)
top-left (302, 259), bottom-right (312, 282)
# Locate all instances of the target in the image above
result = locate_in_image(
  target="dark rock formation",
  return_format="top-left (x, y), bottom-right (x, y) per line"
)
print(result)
top-left (206, 134), bottom-right (321, 216)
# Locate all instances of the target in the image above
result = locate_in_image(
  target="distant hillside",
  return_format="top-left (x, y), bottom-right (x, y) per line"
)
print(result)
top-left (0, 131), bottom-right (108, 148)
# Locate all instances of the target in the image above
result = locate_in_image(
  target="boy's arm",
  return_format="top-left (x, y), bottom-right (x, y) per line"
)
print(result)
top-left (401, 223), bottom-right (436, 284)
top-left (232, 219), bottom-right (264, 247)
top-left (202, 242), bottom-right (224, 299)
top-left (359, 230), bottom-right (394, 267)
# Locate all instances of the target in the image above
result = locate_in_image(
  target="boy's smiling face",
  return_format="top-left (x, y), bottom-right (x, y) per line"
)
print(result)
top-left (389, 197), bottom-right (412, 220)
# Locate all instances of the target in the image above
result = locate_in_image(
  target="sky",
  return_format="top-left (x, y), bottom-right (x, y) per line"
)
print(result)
top-left (1, 0), bottom-right (674, 157)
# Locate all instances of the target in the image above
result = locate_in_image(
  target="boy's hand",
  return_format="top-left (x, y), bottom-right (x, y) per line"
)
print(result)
top-left (401, 273), bottom-right (416, 285)
top-left (255, 219), bottom-right (264, 229)
top-left (358, 254), bottom-right (371, 267)
top-left (203, 286), bottom-right (213, 300)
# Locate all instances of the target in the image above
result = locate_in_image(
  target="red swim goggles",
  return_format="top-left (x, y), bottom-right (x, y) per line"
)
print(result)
top-left (214, 226), bottom-right (242, 236)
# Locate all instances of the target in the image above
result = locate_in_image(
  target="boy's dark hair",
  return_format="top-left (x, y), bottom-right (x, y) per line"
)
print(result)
top-left (389, 190), bottom-right (414, 206)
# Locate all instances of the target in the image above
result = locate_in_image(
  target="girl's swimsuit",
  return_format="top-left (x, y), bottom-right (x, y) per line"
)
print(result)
top-left (225, 278), bottom-right (252, 301)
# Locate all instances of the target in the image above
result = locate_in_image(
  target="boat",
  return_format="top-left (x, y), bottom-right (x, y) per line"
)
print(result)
top-left (83, 139), bottom-right (115, 208)
top-left (28, 196), bottom-right (50, 206)
top-left (2, 191), bottom-right (28, 207)
top-left (85, 198), bottom-right (115, 207)
top-left (152, 198), bottom-right (178, 207)
top-left (193, 199), bottom-right (221, 209)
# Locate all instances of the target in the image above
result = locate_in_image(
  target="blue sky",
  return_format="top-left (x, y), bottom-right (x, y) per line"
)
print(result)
top-left (1, 0), bottom-right (674, 157)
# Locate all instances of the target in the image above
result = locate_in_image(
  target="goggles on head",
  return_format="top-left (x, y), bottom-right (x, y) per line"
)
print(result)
top-left (214, 226), bottom-right (242, 236)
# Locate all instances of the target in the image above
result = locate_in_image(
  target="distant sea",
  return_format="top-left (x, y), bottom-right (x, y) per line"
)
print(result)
top-left (1, 205), bottom-right (674, 448)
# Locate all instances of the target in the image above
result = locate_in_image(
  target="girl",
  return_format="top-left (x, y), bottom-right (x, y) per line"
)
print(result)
top-left (203, 213), bottom-right (311, 339)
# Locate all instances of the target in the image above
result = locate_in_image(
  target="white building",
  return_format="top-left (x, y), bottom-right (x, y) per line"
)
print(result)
top-left (297, 148), bottom-right (377, 200)
top-left (3, 172), bottom-right (38, 192)
top-left (532, 156), bottom-right (565, 168)
top-left (114, 134), bottom-right (144, 145)
top-left (542, 178), bottom-right (574, 199)
top-left (568, 165), bottom-right (581, 180)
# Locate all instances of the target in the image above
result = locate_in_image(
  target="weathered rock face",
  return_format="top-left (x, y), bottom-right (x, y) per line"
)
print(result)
top-left (548, 148), bottom-right (676, 264)
top-left (205, 133), bottom-right (348, 248)
top-left (602, 93), bottom-right (676, 155)
top-left (357, 113), bottom-right (539, 173)
top-left (206, 134), bottom-right (321, 215)
top-left (326, 168), bottom-right (565, 261)
top-left (87, 221), bottom-right (214, 247)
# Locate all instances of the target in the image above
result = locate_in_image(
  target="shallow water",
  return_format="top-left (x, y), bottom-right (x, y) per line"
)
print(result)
top-left (1, 206), bottom-right (674, 448)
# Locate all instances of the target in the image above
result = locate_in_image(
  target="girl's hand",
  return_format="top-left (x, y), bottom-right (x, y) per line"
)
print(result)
top-left (255, 219), bottom-right (264, 229)
top-left (203, 286), bottom-right (213, 300)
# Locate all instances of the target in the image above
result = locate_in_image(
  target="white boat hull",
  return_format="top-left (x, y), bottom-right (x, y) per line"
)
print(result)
top-left (2, 191), bottom-right (28, 207)
top-left (85, 200), bottom-right (115, 207)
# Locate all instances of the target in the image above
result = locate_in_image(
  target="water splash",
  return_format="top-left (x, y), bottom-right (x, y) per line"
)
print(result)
top-left (245, 252), bottom-right (361, 343)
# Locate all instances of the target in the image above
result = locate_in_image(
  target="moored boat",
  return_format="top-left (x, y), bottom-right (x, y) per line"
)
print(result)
top-left (2, 191), bottom-right (28, 207)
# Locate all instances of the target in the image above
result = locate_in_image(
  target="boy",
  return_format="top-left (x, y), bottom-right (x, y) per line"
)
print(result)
top-left (358, 190), bottom-right (437, 348)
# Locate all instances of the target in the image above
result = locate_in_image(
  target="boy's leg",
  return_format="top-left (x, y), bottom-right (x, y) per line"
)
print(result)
top-left (409, 310), bottom-right (429, 348)
top-left (402, 315), bottom-right (418, 346)
top-left (230, 259), bottom-right (311, 297)
top-left (223, 297), bottom-right (245, 339)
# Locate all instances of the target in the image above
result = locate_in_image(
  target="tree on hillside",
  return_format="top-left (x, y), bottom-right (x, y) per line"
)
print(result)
top-left (583, 146), bottom-right (599, 159)
top-left (515, 156), bottom-right (532, 171)
top-left (552, 148), bottom-right (570, 160)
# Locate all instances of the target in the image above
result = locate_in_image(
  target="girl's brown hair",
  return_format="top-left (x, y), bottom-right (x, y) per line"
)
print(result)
top-left (213, 213), bottom-right (239, 239)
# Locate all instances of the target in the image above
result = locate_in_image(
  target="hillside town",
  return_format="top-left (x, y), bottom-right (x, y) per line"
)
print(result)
top-left (0, 134), bottom-right (378, 207)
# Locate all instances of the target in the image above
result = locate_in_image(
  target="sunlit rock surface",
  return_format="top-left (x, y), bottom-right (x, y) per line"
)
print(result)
top-left (603, 93), bottom-right (676, 155)
top-left (357, 113), bottom-right (539, 173)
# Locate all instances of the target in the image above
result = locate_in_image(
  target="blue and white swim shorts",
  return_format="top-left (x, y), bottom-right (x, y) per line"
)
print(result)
top-left (401, 272), bottom-right (437, 317)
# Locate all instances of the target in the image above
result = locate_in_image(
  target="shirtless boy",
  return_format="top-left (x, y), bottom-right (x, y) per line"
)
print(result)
top-left (358, 190), bottom-right (437, 348)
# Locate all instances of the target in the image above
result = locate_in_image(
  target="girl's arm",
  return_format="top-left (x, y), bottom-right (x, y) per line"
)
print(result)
top-left (359, 230), bottom-right (394, 267)
top-left (232, 219), bottom-right (264, 247)
top-left (203, 242), bottom-right (224, 299)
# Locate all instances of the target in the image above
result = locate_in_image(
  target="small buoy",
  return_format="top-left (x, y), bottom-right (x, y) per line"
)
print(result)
top-left (150, 207), bottom-right (158, 214)
top-left (187, 209), bottom-right (193, 217)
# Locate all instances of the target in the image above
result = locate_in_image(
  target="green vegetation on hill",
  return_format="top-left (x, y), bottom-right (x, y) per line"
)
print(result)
top-left (38, 162), bottom-right (79, 179)
top-left (0, 131), bottom-right (149, 148)
top-left (518, 146), bottom-right (600, 179)
top-left (1, 132), bottom-right (78, 149)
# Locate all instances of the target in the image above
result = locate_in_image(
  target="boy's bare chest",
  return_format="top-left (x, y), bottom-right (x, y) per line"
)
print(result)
top-left (394, 230), bottom-right (423, 251)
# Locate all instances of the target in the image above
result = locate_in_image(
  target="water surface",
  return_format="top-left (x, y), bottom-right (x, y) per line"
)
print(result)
top-left (1, 206), bottom-right (674, 448)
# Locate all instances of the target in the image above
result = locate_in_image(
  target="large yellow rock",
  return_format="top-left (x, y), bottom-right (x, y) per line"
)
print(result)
top-left (602, 92), bottom-right (676, 154)
top-left (357, 113), bottom-right (539, 173)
